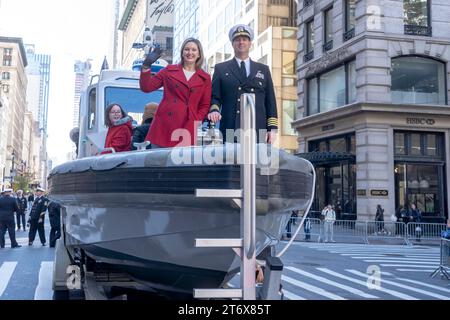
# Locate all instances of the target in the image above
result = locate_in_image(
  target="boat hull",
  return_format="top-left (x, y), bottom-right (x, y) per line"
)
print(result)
top-left (48, 145), bottom-right (314, 295)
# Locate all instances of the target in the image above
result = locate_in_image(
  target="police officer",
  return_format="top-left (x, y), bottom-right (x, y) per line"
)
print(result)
top-left (0, 188), bottom-right (21, 248)
top-left (28, 187), bottom-right (48, 246)
top-left (15, 190), bottom-right (28, 231)
top-left (47, 200), bottom-right (61, 248)
top-left (208, 24), bottom-right (278, 144)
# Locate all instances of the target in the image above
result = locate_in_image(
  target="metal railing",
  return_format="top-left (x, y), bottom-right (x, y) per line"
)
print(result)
top-left (283, 218), bottom-right (447, 246)
top-left (304, 50), bottom-right (314, 62)
top-left (406, 223), bottom-right (448, 244)
top-left (430, 238), bottom-right (450, 280)
top-left (343, 28), bottom-right (355, 42)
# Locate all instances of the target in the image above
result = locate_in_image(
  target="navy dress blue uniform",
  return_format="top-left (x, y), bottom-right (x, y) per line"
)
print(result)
top-left (16, 196), bottom-right (28, 231)
top-left (0, 193), bottom-right (20, 248)
top-left (28, 195), bottom-right (48, 245)
top-left (210, 25), bottom-right (278, 142)
top-left (47, 201), bottom-right (61, 247)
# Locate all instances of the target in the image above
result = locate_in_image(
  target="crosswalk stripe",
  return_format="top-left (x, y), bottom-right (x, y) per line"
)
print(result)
top-left (282, 275), bottom-right (346, 300)
top-left (0, 262), bottom-right (17, 298)
top-left (317, 268), bottom-right (417, 300)
top-left (285, 266), bottom-right (378, 299)
top-left (363, 260), bottom-right (438, 264)
top-left (34, 262), bottom-right (54, 300)
top-left (283, 289), bottom-right (306, 300)
top-left (351, 257), bottom-right (439, 261)
top-left (380, 264), bottom-right (439, 268)
top-left (341, 253), bottom-right (438, 257)
top-left (328, 250), bottom-right (437, 254)
top-left (346, 270), bottom-right (450, 300)
top-left (396, 278), bottom-right (450, 294)
top-left (395, 269), bottom-right (436, 272)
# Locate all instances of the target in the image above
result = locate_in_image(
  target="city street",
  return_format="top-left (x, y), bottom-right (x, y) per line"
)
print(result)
top-left (1, 237), bottom-right (449, 300)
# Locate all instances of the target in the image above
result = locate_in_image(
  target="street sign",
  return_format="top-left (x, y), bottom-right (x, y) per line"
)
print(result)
top-left (370, 190), bottom-right (389, 197)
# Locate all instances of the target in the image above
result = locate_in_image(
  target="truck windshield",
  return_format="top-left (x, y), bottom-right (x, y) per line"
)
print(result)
top-left (105, 87), bottom-right (163, 125)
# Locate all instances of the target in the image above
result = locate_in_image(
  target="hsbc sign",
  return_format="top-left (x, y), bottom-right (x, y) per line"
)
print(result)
top-left (406, 118), bottom-right (436, 126)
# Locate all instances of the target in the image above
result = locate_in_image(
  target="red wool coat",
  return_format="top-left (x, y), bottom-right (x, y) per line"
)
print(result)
top-left (140, 64), bottom-right (212, 147)
top-left (102, 120), bottom-right (132, 154)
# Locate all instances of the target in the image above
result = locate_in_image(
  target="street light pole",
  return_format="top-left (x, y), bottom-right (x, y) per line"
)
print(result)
top-left (10, 149), bottom-right (15, 184)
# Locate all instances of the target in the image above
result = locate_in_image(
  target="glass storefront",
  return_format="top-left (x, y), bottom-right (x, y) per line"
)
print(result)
top-left (394, 131), bottom-right (446, 222)
top-left (308, 133), bottom-right (357, 220)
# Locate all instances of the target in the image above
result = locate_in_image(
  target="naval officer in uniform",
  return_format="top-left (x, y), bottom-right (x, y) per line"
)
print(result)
top-left (207, 24), bottom-right (278, 144)
top-left (0, 188), bottom-right (21, 248)
top-left (28, 187), bottom-right (48, 246)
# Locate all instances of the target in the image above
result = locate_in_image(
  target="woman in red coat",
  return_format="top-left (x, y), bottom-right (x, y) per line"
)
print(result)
top-left (140, 38), bottom-right (212, 148)
top-left (101, 103), bottom-right (133, 154)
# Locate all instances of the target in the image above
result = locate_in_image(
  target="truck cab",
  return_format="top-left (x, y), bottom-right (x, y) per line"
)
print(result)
top-left (76, 63), bottom-right (165, 159)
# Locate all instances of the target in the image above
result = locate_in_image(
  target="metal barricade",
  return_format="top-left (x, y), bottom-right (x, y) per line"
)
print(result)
top-left (284, 217), bottom-right (322, 242)
top-left (407, 223), bottom-right (447, 245)
top-left (366, 221), bottom-right (408, 245)
top-left (430, 238), bottom-right (450, 280)
top-left (319, 219), bottom-right (367, 244)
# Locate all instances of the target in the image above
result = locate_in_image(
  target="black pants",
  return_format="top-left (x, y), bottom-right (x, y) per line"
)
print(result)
top-left (49, 226), bottom-right (61, 247)
top-left (16, 213), bottom-right (26, 230)
top-left (0, 218), bottom-right (19, 248)
top-left (28, 220), bottom-right (46, 244)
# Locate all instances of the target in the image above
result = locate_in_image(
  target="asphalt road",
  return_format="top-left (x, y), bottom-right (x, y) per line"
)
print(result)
top-left (1, 235), bottom-right (449, 300)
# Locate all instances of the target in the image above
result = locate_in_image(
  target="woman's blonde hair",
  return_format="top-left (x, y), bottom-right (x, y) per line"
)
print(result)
top-left (179, 38), bottom-right (205, 70)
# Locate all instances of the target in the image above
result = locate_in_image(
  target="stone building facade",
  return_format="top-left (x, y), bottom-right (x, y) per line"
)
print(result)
top-left (295, 0), bottom-right (450, 223)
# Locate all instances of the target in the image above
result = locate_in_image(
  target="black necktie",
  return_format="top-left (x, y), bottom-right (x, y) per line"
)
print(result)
top-left (240, 61), bottom-right (247, 79)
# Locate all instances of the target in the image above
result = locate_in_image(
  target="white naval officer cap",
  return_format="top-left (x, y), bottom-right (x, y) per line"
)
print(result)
top-left (36, 187), bottom-right (46, 192)
top-left (3, 188), bottom-right (13, 193)
top-left (229, 24), bottom-right (254, 42)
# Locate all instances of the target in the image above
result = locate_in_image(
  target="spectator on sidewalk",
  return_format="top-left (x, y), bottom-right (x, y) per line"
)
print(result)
top-left (410, 203), bottom-right (422, 242)
top-left (285, 211), bottom-right (298, 240)
top-left (304, 216), bottom-right (311, 241)
top-left (375, 204), bottom-right (385, 234)
top-left (322, 205), bottom-right (336, 243)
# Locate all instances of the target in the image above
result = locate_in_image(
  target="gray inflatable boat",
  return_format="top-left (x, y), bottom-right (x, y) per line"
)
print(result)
top-left (48, 144), bottom-right (314, 297)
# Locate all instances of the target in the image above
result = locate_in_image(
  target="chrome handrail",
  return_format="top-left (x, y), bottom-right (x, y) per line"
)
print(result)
top-left (240, 93), bottom-right (256, 300)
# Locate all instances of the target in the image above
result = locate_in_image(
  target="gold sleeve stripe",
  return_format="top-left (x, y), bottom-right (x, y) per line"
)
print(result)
top-left (210, 104), bottom-right (220, 112)
top-left (267, 118), bottom-right (279, 126)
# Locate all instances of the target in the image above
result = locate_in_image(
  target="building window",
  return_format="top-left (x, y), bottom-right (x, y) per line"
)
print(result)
top-left (3, 48), bottom-right (12, 56)
top-left (304, 19), bottom-right (314, 62)
top-left (308, 78), bottom-right (318, 115)
top-left (166, 37), bottom-right (173, 50)
top-left (343, 0), bottom-right (356, 41)
top-left (3, 57), bottom-right (12, 66)
top-left (404, 0), bottom-right (431, 36)
top-left (282, 51), bottom-right (296, 75)
top-left (395, 132), bottom-right (406, 155)
top-left (283, 29), bottom-right (296, 39)
top-left (394, 131), bottom-right (444, 158)
top-left (2, 84), bottom-right (9, 93)
top-left (391, 56), bottom-right (446, 105)
top-left (394, 131), bottom-right (445, 220)
top-left (307, 60), bottom-right (356, 115)
top-left (323, 7), bottom-right (333, 52)
top-left (282, 77), bottom-right (296, 86)
top-left (282, 100), bottom-right (296, 136)
top-left (1, 72), bottom-right (10, 80)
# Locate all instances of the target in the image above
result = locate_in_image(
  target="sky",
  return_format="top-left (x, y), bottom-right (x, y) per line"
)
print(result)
top-left (0, 0), bottom-right (115, 166)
